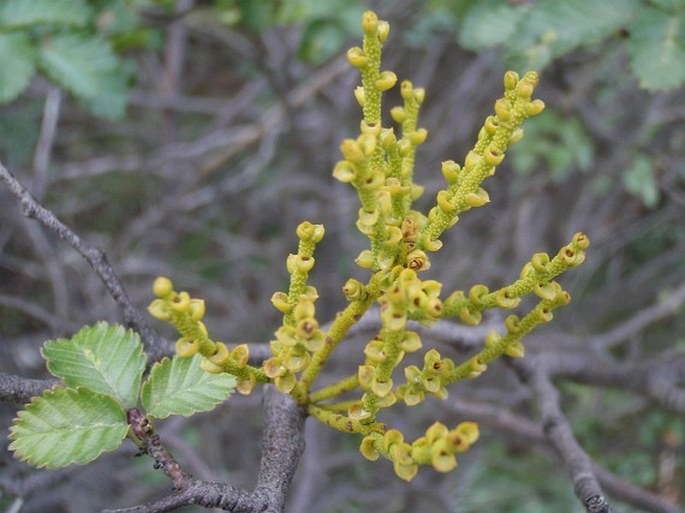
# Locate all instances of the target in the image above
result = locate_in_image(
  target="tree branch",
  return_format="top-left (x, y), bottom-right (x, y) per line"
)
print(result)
top-left (105, 385), bottom-right (305, 512)
top-left (0, 161), bottom-right (168, 361)
top-left (508, 356), bottom-right (616, 513)
top-left (0, 372), bottom-right (58, 405)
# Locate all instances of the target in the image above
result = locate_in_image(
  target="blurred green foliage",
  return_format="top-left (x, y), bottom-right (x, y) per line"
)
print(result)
top-left (434, 0), bottom-right (685, 91)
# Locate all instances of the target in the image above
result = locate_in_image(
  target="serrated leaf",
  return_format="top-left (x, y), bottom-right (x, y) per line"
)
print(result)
top-left (9, 387), bottom-right (128, 469)
top-left (506, 0), bottom-right (639, 70)
top-left (38, 34), bottom-right (119, 100)
top-left (0, 0), bottom-right (91, 28)
top-left (0, 32), bottom-right (35, 103)
top-left (628, 7), bottom-right (685, 91)
top-left (142, 354), bottom-right (236, 419)
top-left (623, 155), bottom-right (659, 208)
top-left (459, 0), bottom-right (526, 50)
top-left (42, 322), bottom-right (146, 408)
top-left (79, 63), bottom-right (133, 119)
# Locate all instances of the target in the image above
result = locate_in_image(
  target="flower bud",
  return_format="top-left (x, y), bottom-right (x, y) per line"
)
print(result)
top-left (531, 252), bottom-right (550, 271)
top-left (152, 276), bottom-right (174, 298)
top-left (207, 342), bottom-right (228, 365)
top-left (371, 378), bottom-right (393, 397)
top-left (148, 299), bottom-right (171, 321)
top-left (360, 435), bottom-right (380, 461)
top-left (441, 160), bottom-right (461, 184)
top-left (200, 357), bottom-right (223, 374)
top-left (263, 357), bottom-right (286, 378)
top-left (332, 160), bottom-right (357, 183)
top-left (230, 344), bottom-right (249, 367)
top-left (494, 98), bottom-right (512, 121)
top-left (431, 439), bottom-right (457, 472)
top-left (170, 291), bottom-right (191, 312)
top-left (296, 221), bottom-right (325, 243)
top-left (503, 70), bottom-right (519, 90)
top-left (375, 70), bottom-right (398, 92)
top-left (236, 375), bottom-right (256, 395)
top-left (287, 254), bottom-right (315, 273)
top-left (270, 291), bottom-right (291, 314)
top-left (464, 150), bottom-right (482, 171)
top-left (188, 299), bottom-right (205, 321)
top-left (346, 46), bottom-right (367, 68)
top-left (509, 128), bottom-right (524, 145)
top-left (343, 278), bottom-right (367, 301)
top-left (494, 289), bottom-right (520, 309)
top-left (355, 249), bottom-right (375, 269)
top-left (340, 138), bottom-right (364, 162)
top-left (484, 146), bottom-right (504, 166)
top-left (505, 314), bottom-right (521, 334)
top-left (484, 116), bottom-right (499, 134)
top-left (353, 86), bottom-right (365, 106)
top-left (410, 128), bottom-right (428, 145)
top-left (390, 106), bottom-right (406, 123)
top-left (399, 331), bottom-right (422, 352)
top-left (484, 330), bottom-right (501, 348)
top-left (348, 402), bottom-right (372, 420)
top-left (176, 337), bottom-right (200, 357)
top-left (407, 249), bottom-right (429, 271)
top-left (275, 372), bottom-right (296, 393)
top-left (573, 232), bottom-right (590, 250)
top-left (505, 340), bottom-right (525, 358)
top-left (377, 20), bottom-right (390, 42)
top-left (464, 188), bottom-right (490, 208)
top-left (468, 284), bottom-right (489, 305)
top-left (525, 99), bottom-right (545, 116)
top-left (361, 10), bottom-right (378, 35)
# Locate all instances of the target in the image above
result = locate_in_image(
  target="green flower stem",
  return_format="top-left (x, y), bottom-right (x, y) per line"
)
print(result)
top-left (443, 233), bottom-right (589, 319)
top-left (309, 374), bottom-right (360, 404)
top-left (221, 362), bottom-right (268, 384)
top-left (375, 328), bottom-right (404, 383)
top-left (445, 296), bottom-right (565, 385)
top-left (296, 274), bottom-right (382, 398)
top-left (315, 400), bottom-right (358, 412)
top-left (308, 404), bottom-right (385, 435)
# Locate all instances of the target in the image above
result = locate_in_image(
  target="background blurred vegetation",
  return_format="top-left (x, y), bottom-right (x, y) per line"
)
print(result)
top-left (1, 0), bottom-right (684, 511)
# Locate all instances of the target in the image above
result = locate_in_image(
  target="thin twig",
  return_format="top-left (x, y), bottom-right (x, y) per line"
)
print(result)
top-left (0, 161), bottom-right (168, 361)
top-left (104, 386), bottom-right (305, 513)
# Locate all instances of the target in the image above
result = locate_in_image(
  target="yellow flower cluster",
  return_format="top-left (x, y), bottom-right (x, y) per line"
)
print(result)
top-left (147, 9), bottom-right (590, 484)
top-left (148, 277), bottom-right (266, 394)
top-left (360, 421), bottom-right (479, 481)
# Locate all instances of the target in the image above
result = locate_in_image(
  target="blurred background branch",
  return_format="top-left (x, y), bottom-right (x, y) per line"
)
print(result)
top-left (0, 0), bottom-right (683, 511)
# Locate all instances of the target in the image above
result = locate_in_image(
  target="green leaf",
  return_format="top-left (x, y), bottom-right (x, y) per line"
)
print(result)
top-left (9, 387), bottom-right (128, 469)
top-left (505, 0), bottom-right (639, 70)
top-left (42, 322), bottom-right (146, 408)
top-left (0, 32), bottom-right (35, 103)
top-left (0, 0), bottom-right (91, 28)
top-left (628, 7), bottom-right (685, 91)
top-left (38, 34), bottom-right (119, 100)
top-left (142, 354), bottom-right (236, 419)
top-left (458, 0), bottom-right (526, 50)
top-left (623, 154), bottom-right (660, 208)
top-left (79, 63), bottom-right (133, 120)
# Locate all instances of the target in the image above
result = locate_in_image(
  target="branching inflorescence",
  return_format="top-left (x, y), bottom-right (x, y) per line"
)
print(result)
top-left (147, 10), bottom-right (589, 482)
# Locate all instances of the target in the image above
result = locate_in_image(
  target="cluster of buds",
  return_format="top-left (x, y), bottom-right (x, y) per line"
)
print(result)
top-left (335, 11), bottom-right (432, 274)
top-left (360, 421), bottom-right (479, 481)
top-left (147, 277), bottom-right (264, 394)
top-left (420, 71), bottom-right (547, 252)
top-left (349, 268), bottom-right (445, 421)
top-left (145, 9), bottom-right (590, 485)
top-left (396, 349), bottom-right (455, 406)
top-left (263, 293), bottom-right (325, 393)
top-left (443, 232), bottom-right (590, 324)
